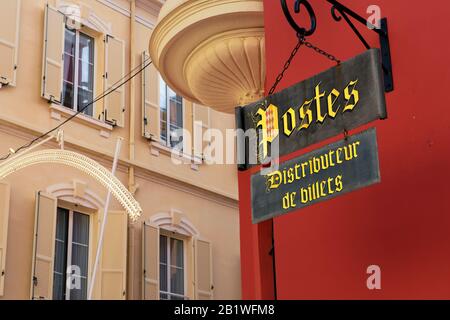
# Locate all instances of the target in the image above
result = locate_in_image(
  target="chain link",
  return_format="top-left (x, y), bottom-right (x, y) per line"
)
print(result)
top-left (268, 36), bottom-right (304, 96)
top-left (267, 34), bottom-right (340, 97)
top-left (302, 39), bottom-right (341, 65)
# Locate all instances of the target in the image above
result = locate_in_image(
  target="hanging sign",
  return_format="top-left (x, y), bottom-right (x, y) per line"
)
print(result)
top-left (251, 128), bottom-right (380, 223)
top-left (236, 49), bottom-right (387, 169)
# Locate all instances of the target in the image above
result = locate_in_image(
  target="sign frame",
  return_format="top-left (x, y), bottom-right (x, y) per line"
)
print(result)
top-left (250, 128), bottom-right (381, 224)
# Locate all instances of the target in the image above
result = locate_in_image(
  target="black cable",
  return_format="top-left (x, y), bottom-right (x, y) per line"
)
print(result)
top-left (0, 59), bottom-right (153, 162)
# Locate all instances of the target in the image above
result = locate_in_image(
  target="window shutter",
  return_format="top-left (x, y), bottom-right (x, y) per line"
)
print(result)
top-left (194, 238), bottom-right (213, 300)
top-left (99, 210), bottom-right (127, 300)
top-left (193, 104), bottom-right (211, 158)
top-left (142, 52), bottom-right (159, 140)
top-left (0, 0), bottom-right (21, 86)
top-left (31, 191), bottom-right (57, 300)
top-left (41, 4), bottom-right (64, 103)
top-left (183, 100), bottom-right (194, 155)
top-left (104, 36), bottom-right (125, 127)
top-left (142, 222), bottom-right (159, 300)
top-left (0, 182), bottom-right (11, 296)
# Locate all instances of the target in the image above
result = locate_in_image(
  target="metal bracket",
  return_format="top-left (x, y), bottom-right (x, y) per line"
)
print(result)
top-left (280, 0), bottom-right (394, 92)
top-left (328, 0), bottom-right (393, 92)
top-left (379, 18), bottom-right (393, 92)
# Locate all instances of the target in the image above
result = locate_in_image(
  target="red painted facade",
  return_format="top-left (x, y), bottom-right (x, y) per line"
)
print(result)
top-left (239, 0), bottom-right (450, 299)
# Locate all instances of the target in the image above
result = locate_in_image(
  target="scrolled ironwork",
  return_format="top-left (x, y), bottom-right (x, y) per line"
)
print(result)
top-left (280, 0), bottom-right (316, 37)
top-left (331, 5), bottom-right (343, 22)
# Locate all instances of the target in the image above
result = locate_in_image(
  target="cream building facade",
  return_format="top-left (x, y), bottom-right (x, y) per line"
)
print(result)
top-left (0, 0), bottom-right (241, 300)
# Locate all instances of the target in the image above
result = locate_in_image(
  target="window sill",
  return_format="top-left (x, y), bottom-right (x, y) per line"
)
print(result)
top-left (149, 141), bottom-right (203, 169)
top-left (49, 103), bottom-right (113, 138)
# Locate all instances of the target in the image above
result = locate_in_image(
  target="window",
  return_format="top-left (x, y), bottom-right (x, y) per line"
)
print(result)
top-left (160, 77), bottom-right (183, 148)
top-left (159, 234), bottom-right (186, 300)
top-left (62, 27), bottom-right (95, 117)
top-left (53, 207), bottom-right (90, 300)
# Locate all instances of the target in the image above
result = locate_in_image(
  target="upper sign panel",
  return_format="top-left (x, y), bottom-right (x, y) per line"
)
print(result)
top-left (236, 49), bottom-right (387, 169)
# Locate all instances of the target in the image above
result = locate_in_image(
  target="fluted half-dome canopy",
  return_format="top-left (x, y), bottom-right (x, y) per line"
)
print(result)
top-left (150, 0), bottom-right (265, 113)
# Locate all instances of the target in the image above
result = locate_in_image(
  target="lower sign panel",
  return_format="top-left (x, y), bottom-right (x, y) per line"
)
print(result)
top-left (251, 128), bottom-right (381, 223)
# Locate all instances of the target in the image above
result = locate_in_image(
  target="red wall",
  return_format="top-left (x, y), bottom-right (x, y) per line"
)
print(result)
top-left (239, 0), bottom-right (450, 299)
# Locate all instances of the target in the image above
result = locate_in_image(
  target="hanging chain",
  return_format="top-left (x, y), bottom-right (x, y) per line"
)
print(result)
top-left (302, 38), bottom-right (341, 65)
top-left (268, 34), bottom-right (341, 97)
top-left (268, 36), bottom-right (304, 96)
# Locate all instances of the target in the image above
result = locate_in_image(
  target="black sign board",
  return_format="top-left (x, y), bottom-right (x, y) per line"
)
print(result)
top-left (236, 49), bottom-right (387, 169)
top-left (251, 128), bottom-right (380, 223)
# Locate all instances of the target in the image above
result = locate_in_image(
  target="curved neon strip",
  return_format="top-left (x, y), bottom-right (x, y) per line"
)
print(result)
top-left (0, 149), bottom-right (142, 220)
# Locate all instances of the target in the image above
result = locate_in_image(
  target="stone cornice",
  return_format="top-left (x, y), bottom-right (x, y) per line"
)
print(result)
top-left (96, 0), bottom-right (158, 29)
top-left (0, 116), bottom-right (239, 208)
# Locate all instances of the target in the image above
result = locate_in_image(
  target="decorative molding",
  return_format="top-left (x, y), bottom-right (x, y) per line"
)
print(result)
top-left (57, 0), bottom-right (112, 34)
top-left (133, 166), bottom-right (238, 209)
top-left (150, 146), bottom-right (160, 157)
top-left (99, 130), bottom-right (111, 138)
top-left (135, 15), bottom-right (155, 29)
top-left (50, 111), bottom-right (62, 121)
top-left (0, 121), bottom-right (129, 179)
top-left (0, 118), bottom-right (239, 205)
top-left (49, 103), bottom-right (113, 133)
top-left (149, 141), bottom-right (201, 164)
top-left (157, 0), bottom-right (187, 22)
top-left (46, 181), bottom-right (105, 210)
top-left (149, 210), bottom-right (199, 237)
top-left (96, 0), bottom-right (130, 17)
top-left (0, 149), bottom-right (142, 220)
top-left (96, 0), bottom-right (157, 29)
top-left (73, 179), bottom-right (87, 198)
top-left (136, 0), bottom-right (164, 15)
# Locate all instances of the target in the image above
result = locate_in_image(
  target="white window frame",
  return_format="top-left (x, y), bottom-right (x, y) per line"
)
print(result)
top-left (159, 232), bottom-right (188, 300)
top-left (159, 76), bottom-right (184, 149)
top-left (53, 207), bottom-right (92, 300)
top-left (62, 27), bottom-right (95, 116)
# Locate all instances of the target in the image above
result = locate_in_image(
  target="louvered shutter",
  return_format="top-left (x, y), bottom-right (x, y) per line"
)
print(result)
top-left (99, 210), bottom-right (127, 300)
top-left (142, 222), bottom-right (159, 300)
top-left (194, 238), bottom-right (213, 300)
top-left (104, 36), bottom-right (125, 127)
top-left (0, 0), bottom-right (21, 86)
top-left (0, 182), bottom-right (11, 296)
top-left (31, 192), bottom-right (57, 300)
top-left (41, 5), bottom-right (65, 103)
